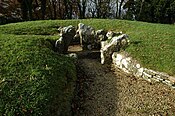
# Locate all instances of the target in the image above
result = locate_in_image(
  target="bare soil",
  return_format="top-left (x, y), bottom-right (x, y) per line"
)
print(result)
top-left (70, 45), bottom-right (175, 116)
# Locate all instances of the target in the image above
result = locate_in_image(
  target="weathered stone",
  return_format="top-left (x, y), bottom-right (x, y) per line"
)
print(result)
top-left (151, 77), bottom-right (161, 82)
top-left (100, 34), bottom-right (129, 64)
top-left (169, 76), bottom-right (175, 84)
top-left (95, 29), bottom-right (108, 42)
top-left (56, 25), bottom-right (76, 53)
top-left (101, 41), bottom-right (108, 48)
top-left (144, 68), bottom-right (157, 76)
top-left (162, 80), bottom-right (171, 85)
top-left (135, 67), bottom-right (144, 77)
top-left (121, 59), bottom-right (128, 69)
top-left (142, 71), bottom-right (152, 78)
top-left (65, 53), bottom-right (78, 59)
top-left (112, 53), bottom-right (123, 66)
top-left (154, 75), bottom-right (163, 82)
top-left (142, 73), bottom-right (151, 82)
top-left (136, 64), bottom-right (141, 69)
top-left (75, 23), bottom-right (96, 48)
top-left (129, 64), bottom-right (137, 75)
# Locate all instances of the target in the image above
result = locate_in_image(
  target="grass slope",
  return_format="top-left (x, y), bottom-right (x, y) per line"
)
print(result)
top-left (0, 23), bottom-right (76, 115)
top-left (0, 19), bottom-right (174, 115)
top-left (0, 19), bottom-right (174, 76)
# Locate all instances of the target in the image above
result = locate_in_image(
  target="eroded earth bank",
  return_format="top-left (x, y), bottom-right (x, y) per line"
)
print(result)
top-left (71, 46), bottom-right (175, 116)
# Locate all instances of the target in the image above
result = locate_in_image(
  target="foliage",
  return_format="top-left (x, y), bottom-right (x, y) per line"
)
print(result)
top-left (0, 0), bottom-right (174, 24)
top-left (124, 0), bottom-right (175, 24)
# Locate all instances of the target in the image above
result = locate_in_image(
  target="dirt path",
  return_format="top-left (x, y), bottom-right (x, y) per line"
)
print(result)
top-left (70, 45), bottom-right (175, 116)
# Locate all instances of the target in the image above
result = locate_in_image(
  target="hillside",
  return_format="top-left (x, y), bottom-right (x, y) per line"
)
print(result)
top-left (0, 19), bottom-right (174, 115)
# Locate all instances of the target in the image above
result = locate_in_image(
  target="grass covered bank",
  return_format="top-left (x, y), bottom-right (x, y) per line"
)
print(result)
top-left (1, 19), bottom-right (174, 76)
top-left (0, 23), bottom-right (76, 115)
top-left (0, 19), bottom-right (174, 115)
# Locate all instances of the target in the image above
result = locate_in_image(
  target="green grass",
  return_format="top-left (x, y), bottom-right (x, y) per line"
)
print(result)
top-left (0, 19), bottom-right (174, 115)
top-left (75, 19), bottom-right (174, 76)
top-left (0, 22), bottom-right (77, 115)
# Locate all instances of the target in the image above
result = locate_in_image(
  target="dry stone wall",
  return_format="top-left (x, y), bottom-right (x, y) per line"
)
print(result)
top-left (112, 52), bottom-right (175, 89)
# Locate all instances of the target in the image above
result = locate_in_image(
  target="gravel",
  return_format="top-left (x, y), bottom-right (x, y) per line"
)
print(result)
top-left (71, 47), bottom-right (175, 116)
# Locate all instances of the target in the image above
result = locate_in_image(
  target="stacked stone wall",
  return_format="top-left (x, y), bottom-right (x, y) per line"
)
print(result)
top-left (112, 52), bottom-right (175, 89)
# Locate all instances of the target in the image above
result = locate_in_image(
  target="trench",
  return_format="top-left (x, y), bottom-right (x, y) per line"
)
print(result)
top-left (68, 45), bottom-right (175, 116)
top-left (49, 41), bottom-right (175, 115)
top-left (68, 45), bottom-right (120, 116)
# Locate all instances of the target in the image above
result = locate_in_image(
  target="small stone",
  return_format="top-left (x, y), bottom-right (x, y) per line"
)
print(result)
top-left (121, 59), bottom-right (128, 69)
top-left (126, 57), bottom-right (131, 62)
top-left (169, 76), bottom-right (175, 83)
top-left (136, 64), bottom-right (141, 69)
top-left (135, 67), bottom-right (144, 77)
top-left (143, 71), bottom-right (152, 78)
top-left (116, 54), bottom-right (123, 61)
top-left (65, 53), bottom-right (78, 59)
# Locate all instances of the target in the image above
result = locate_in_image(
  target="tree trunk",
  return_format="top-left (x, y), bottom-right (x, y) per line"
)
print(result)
top-left (52, 0), bottom-right (57, 19)
top-left (48, 0), bottom-right (53, 19)
top-left (138, 0), bottom-right (144, 20)
top-left (21, 0), bottom-right (28, 20)
top-left (82, 0), bottom-right (86, 18)
top-left (40, 0), bottom-right (46, 19)
top-left (116, 0), bottom-right (119, 18)
top-left (119, 0), bottom-right (124, 18)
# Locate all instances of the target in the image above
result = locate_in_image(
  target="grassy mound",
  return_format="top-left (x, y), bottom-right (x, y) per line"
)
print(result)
top-left (1, 19), bottom-right (174, 76)
top-left (0, 19), bottom-right (174, 115)
top-left (0, 22), bottom-right (77, 115)
top-left (79, 19), bottom-right (175, 76)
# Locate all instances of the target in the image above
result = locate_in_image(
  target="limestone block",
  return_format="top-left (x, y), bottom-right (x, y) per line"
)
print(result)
top-left (121, 59), bottom-right (129, 69)
top-left (169, 76), bottom-right (175, 84)
top-left (142, 72), bottom-right (152, 82)
top-left (151, 77), bottom-right (161, 82)
top-left (112, 53), bottom-right (123, 66)
top-left (101, 41), bottom-right (108, 48)
top-left (135, 67), bottom-right (144, 77)
top-left (162, 80), bottom-right (171, 85)
top-left (144, 68), bottom-right (157, 76)
top-left (65, 53), bottom-right (78, 59)
top-left (136, 64), bottom-right (141, 69)
top-left (142, 71), bottom-right (152, 78)
top-left (129, 65), bottom-right (138, 76)
top-left (111, 51), bottom-right (175, 89)
top-left (153, 75), bottom-right (163, 82)
top-left (125, 57), bottom-right (132, 64)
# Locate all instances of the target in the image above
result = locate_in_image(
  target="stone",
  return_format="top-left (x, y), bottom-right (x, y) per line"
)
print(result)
top-left (100, 34), bottom-right (129, 64)
top-left (95, 29), bottom-right (107, 41)
top-left (144, 68), bottom-right (157, 76)
top-left (126, 57), bottom-right (131, 62)
top-left (142, 73), bottom-right (151, 82)
top-left (151, 77), bottom-right (161, 82)
top-left (56, 25), bottom-right (76, 53)
top-left (135, 67), bottom-right (144, 77)
top-left (55, 37), bottom-right (64, 53)
top-left (142, 71), bottom-right (152, 78)
top-left (169, 76), bottom-right (175, 84)
top-left (136, 64), bottom-right (141, 69)
top-left (121, 59), bottom-right (128, 69)
top-left (75, 23), bottom-right (96, 48)
top-left (114, 53), bottom-right (123, 66)
top-left (162, 80), bottom-right (171, 85)
top-left (101, 41), bottom-right (108, 48)
top-left (65, 53), bottom-right (78, 59)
